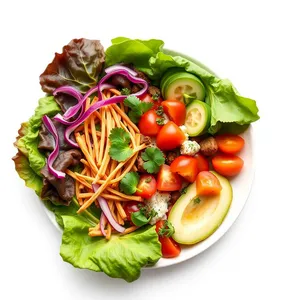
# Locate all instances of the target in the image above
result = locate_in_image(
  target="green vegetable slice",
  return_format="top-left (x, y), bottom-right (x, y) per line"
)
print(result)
top-left (185, 100), bottom-right (211, 136)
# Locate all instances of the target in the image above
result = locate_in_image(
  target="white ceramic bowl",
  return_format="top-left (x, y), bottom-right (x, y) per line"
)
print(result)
top-left (43, 49), bottom-right (255, 269)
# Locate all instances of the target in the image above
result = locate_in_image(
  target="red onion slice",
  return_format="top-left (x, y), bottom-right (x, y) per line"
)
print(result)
top-left (64, 76), bottom-right (148, 147)
top-left (105, 64), bottom-right (137, 76)
top-left (93, 184), bottom-right (125, 233)
top-left (53, 84), bottom-right (115, 125)
top-left (42, 115), bottom-right (65, 179)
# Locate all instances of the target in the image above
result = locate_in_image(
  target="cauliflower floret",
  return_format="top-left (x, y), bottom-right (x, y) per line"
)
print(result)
top-left (180, 140), bottom-right (200, 156)
top-left (146, 192), bottom-right (171, 225)
top-left (179, 125), bottom-right (189, 140)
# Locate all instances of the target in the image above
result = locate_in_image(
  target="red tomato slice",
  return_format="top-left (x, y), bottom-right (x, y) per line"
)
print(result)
top-left (212, 154), bottom-right (244, 177)
top-left (170, 155), bottom-right (199, 183)
top-left (155, 220), bottom-right (181, 258)
top-left (196, 171), bottom-right (222, 196)
top-left (156, 121), bottom-right (186, 151)
top-left (161, 99), bottom-right (186, 126)
top-left (194, 153), bottom-right (209, 172)
top-left (139, 93), bottom-right (162, 109)
top-left (215, 134), bottom-right (245, 154)
top-left (135, 175), bottom-right (157, 199)
top-left (157, 164), bottom-right (182, 192)
top-left (138, 110), bottom-right (162, 136)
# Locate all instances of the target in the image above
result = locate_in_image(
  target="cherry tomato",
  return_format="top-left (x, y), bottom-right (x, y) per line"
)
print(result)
top-left (156, 121), bottom-right (186, 151)
top-left (123, 201), bottom-right (141, 224)
top-left (215, 134), bottom-right (245, 154)
top-left (194, 153), bottom-right (209, 172)
top-left (196, 171), bottom-right (222, 196)
top-left (212, 154), bottom-right (244, 177)
top-left (161, 99), bottom-right (186, 126)
top-left (170, 155), bottom-right (199, 183)
top-left (135, 175), bottom-right (157, 199)
top-left (139, 93), bottom-right (162, 109)
top-left (138, 110), bottom-right (162, 136)
top-left (157, 164), bottom-right (182, 192)
top-left (155, 220), bottom-right (181, 258)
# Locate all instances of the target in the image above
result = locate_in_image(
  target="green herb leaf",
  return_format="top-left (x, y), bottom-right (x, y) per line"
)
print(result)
top-left (120, 172), bottom-right (140, 195)
top-left (121, 87), bottom-right (131, 95)
top-left (131, 211), bottom-right (151, 227)
top-left (124, 95), bottom-right (153, 123)
top-left (158, 220), bottom-right (175, 237)
top-left (152, 93), bottom-right (160, 101)
top-left (109, 128), bottom-right (133, 162)
top-left (156, 117), bottom-right (165, 125)
top-left (156, 105), bottom-right (164, 116)
top-left (180, 187), bottom-right (188, 195)
top-left (194, 197), bottom-right (201, 204)
top-left (141, 147), bottom-right (165, 173)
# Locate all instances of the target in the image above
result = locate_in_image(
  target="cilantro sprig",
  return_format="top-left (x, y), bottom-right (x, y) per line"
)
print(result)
top-left (131, 206), bottom-right (157, 227)
top-left (109, 128), bottom-right (133, 162)
top-left (124, 95), bottom-right (153, 123)
top-left (141, 147), bottom-right (165, 174)
top-left (158, 220), bottom-right (175, 237)
top-left (120, 172), bottom-right (140, 195)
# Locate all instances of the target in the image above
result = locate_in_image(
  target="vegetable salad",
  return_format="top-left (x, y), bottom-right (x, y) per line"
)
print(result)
top-left (13, 37), bottom-right (259, 282)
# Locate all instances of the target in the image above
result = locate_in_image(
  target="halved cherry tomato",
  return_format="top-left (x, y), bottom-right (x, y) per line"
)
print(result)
top-left (135, 175), bottom-right (157, 199)
top-left (196, 171), bottom-right (222, 196)
top-left (155, 220), bottom-right (181, 258)
top-left (194, 153), bottom-right (209, 172)
top-left (161, 99), bottom-right (186, 126)
top-left (138, 110), bottom-right (162, 136)
top-left (170, 155), bottom-right (199, 183)
top-left (156, 121), bottom-right (186, 151)
top-left (212, 154), bottom-right (244, 176)
top-left (139, 93), bottom-right (162, 109)
top-left (215, 134), bottom-right (245, 154)
top-left (123, 201), bottom-right (141, 224)
top-left (157, 164), bottom-right (182, 191)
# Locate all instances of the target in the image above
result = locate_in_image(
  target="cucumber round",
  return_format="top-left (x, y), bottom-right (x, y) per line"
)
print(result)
top-left (160, 68), bottom-right (184, 96)
top-left (185, 100), bottom-right (211, 136)
top-left (162, 72), bottom-right (206, 102)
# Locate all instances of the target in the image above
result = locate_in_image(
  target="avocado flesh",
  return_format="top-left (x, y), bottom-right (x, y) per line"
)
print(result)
top-left (168, 171), bottom-right (232, 245)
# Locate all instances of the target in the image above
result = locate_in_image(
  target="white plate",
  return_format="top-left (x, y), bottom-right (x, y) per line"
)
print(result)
top-left (42, 50), bottom-right (255, 269)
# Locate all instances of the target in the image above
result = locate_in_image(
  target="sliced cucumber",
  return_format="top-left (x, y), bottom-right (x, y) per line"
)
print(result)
top-left (185, 100), bottom-right (211, 136)
top-left (162, 72), bottom-right (205, 102)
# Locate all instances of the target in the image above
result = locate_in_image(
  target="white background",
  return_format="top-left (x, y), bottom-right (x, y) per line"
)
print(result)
top-left (1, 0), bottom-right (300, 299)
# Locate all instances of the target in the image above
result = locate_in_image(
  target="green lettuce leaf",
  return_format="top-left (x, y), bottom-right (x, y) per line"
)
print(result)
top-left (105, 37), bottom-right (164, 75)
top-left (149, 52), bottom-right (260, 134)
top-left (15, 96), bottom-right (61, 175)
top-left (60, 216), bottom-right (161, 282)
top-left (12, 151), bottom-right (43, 195)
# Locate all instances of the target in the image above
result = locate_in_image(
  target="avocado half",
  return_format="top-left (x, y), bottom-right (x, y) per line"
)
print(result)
top-left (168, 171), bottom-right (232, 245)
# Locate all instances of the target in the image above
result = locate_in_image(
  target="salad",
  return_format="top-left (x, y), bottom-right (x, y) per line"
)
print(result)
top-left (13, 37), bottom-right (259, 282)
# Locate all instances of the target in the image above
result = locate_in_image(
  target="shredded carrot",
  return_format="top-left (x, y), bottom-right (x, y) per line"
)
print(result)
top-left (66, 89), bottom-right (148, 240)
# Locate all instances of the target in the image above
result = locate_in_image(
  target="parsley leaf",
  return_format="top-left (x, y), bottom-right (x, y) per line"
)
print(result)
top-left (124, 95), bottom-right (153, 123)
top-left (158, 220), bottom-right (175, 237)
top-left (141, 147), bottom-right (165, 174)
top-left (109, 128), bottom-right (133, 162)
top-left (120, 172), bottom-right (140, 195)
